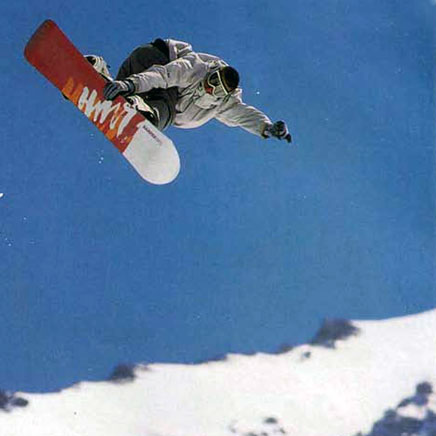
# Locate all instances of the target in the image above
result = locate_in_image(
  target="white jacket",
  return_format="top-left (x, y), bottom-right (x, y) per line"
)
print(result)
top-left (127, 39), bottom-right (272, 137)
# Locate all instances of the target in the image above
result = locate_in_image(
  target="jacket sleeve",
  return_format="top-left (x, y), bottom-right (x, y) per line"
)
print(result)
top-left (215, 91), bottom-right (272, 137)
top-left (165, 39), bottom-right (193, 61)
top-left (128, 54), bottom-right (207, 93)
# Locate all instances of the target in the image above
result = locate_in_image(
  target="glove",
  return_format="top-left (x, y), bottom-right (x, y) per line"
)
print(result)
top-left (103, 79), bottom-right (135, 100)
top-left (264, 121), bottom-right (292, 143)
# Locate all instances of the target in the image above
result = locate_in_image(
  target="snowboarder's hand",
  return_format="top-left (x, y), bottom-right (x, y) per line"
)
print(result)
top-left (264, 121), bottom-right (292, 143)
top-left (103, 79), bottom-right (135, 100)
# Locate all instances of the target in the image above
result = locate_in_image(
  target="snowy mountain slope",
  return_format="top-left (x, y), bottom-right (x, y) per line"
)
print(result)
top-left (0, 310), bottom-right (435, 436)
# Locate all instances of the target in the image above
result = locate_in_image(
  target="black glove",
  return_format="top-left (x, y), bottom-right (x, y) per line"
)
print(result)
top-left (264, 121), bottom-right (292, 143)
top-left (103, 79), bottom-right (135, 100)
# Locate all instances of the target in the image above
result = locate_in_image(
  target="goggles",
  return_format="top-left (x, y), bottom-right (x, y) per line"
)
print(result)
top-left (205, 70), bottom-right (231, 98)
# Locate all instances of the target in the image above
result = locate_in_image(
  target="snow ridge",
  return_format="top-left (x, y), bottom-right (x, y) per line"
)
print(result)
top-left (0, 310), bottom-right (434, 436)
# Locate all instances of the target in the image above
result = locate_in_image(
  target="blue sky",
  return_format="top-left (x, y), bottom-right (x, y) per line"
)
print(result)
top-left (0, 0), bottom-right (435, 392)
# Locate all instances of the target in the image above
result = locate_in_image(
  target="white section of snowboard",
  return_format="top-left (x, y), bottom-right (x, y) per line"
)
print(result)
top-left (122, 120), bottom-right (180, 185)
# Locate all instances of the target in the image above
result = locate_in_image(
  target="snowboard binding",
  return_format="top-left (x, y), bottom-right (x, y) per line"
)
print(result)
top-left (125, 95), bottom-right (159, 128)
top-left (85, 55), bottom-right (112, 81)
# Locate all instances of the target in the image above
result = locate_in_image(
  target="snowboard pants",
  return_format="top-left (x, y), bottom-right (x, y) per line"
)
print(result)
top-left (116, 40), bottom-right (178, 131)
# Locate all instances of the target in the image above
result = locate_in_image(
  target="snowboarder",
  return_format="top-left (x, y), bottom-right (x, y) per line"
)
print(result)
top-left (87, 38), bottom-right (291, 142)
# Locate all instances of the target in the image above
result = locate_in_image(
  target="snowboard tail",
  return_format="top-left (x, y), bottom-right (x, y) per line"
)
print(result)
top-left (24, 20), bottom-right (180, 185)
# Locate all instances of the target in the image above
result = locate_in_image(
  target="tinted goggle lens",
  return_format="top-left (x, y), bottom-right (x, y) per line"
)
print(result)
top-left (207, 71), bottom-right (228, 97)
top-left (208, 72), bottom-right (221, 87)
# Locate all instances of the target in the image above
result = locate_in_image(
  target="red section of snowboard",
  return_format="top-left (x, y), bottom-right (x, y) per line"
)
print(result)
top-left (24, 19), bottom-right (143, 153)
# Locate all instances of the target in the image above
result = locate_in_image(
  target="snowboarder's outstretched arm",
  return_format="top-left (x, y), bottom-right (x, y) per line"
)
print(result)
top-left (216, 93), bottom-right (292, 142)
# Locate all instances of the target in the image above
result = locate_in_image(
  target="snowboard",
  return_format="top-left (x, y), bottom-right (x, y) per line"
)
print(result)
top-left (24, 19), bottom-right (180, 185)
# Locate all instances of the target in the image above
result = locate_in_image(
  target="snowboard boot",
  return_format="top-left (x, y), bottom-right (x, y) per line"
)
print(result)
top-left (84, 55), bottom-right (112, 81)
top-left (126, 95), bottom-right (159, 128)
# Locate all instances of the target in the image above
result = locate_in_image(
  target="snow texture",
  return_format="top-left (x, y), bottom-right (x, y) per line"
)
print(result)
top-left (0, 310), bottom-right (435, 436)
